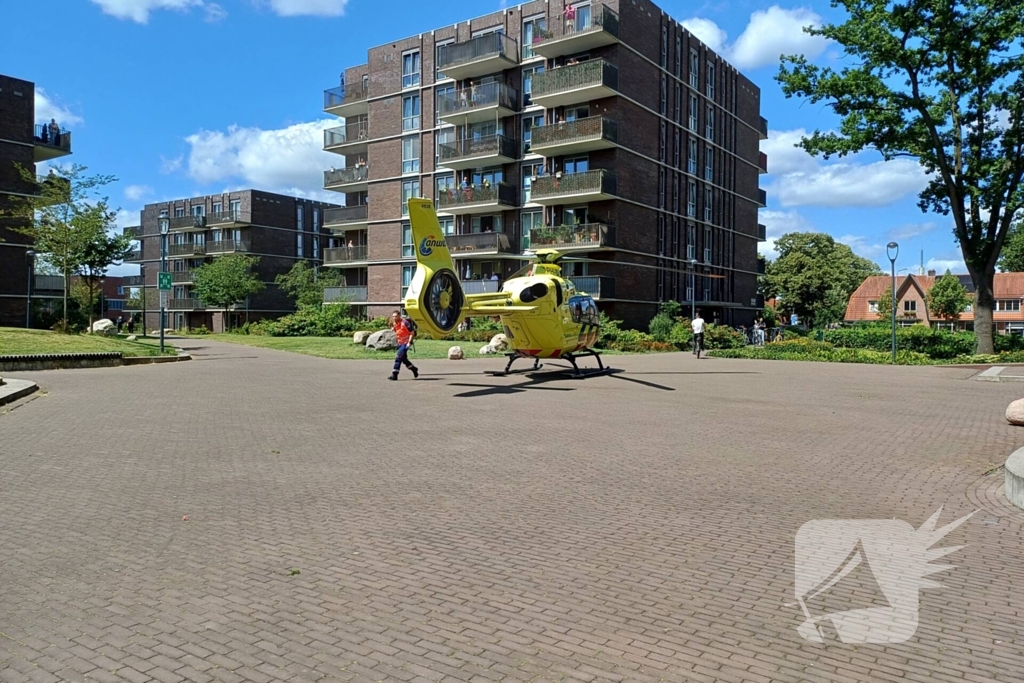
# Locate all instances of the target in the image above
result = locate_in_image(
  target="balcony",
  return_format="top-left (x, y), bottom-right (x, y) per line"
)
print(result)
top-left (33, 275), bottom-right (64, 291)
top-left (33, 124), bottom-right (72, 162)
top-left (125, 249), bottom-right (143, 261)
top-left (206, 239), bottom-right (250, 255)
top-left (530, 169), bottom-right (617, 205)
top-left (206, 210), bottom-right (251, 228)
top-left (758, 151), bottom-right (768, 174)
top-left (324, 166), bottom-right (369, 193)
top-left (122, 275), bottom-right (145, 286)
top-left (526, 223), bottom-right (614, 251)
top-left (123, 225), bottom-right (142, 238)
top-left (324, 286), bottom-right (368, 303)
top-left (437, 182), bottom-right (518, 215)
top-left (462, 280), bottom-right (502, 294)
top-left (324, 121), bottom-right (369, 155)
top-left (168, 299), bottom-right (204, 310)
top-left (172, 271), bottom-right (195, 284)
top-left (759, 116), bottom-right (768, 140)
top-left (437, 82), bottom-right (518, 125)
top-left (531, 4), bottom-right (620, 58)
top-left (531, 59), bottom-right (619, 109)
top-left (446, 232), bottom-right (516, 256)
top-left (531, 116), bottom-right (617, 157)
top-left (323, 245), bottom-right (369, 266)
top-left (757, 260), bottom-right (766, 275)
top-left (436, 32), bottom-right (519, 81)
top-left (757, 223), bottom-right (767, 241)
top-left (324, 204), bottom-right (369, 231)
top-left (169, 243), bottom-right (206, 258)
top-left (438, 134), bottom-right (519, 171)
top-left (568, 275), bottom-right (614, 300)
top-left (168, 214), bottom-right (208, 232)
top-left (324, 83), bottom-right (369, 118)
top-left (758, 188), bottom-right (767, 207)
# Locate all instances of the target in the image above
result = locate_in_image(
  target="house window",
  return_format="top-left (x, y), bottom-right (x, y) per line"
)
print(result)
top-left (401, 180), bottom-right (420, 216)
top-left (402, 136), bottom-right (420, 174)
top-left (522, 16), bottom-right (547, 59)
top-left (706, 105), bottom-right (715, 139)
top-left (229, 199), bottom-right (241, 216)
top-left (402, 50), bottom-right (420, 89)
top-left (174, 207), bottom-right (185, 217)
top-left (296, 232), bottom-right (304, 257)
top-left (687, 224), bottom-right (696, 260)
top-left (868, 301), bottom-right (879, 313)
top-left (435, 85), bottom-right (454, 125)
top-left (704, 186), bottom-right (712, 222)
top-left (707, 63), bottom-right (715, 99)
top-left (313, 236), bottom-right (320, 259)
top-left (438, 216), bottom-right (454, 236)
top-left (436, 173), bottom-right (454, 202)
top-left (904, 300), bottom-right (917, 312)
top-left (401, 265), bottom-right (415, 298)
top-left (436, 40), bottom-right (453, 80)
top-left (688, 139), bottom-right (697, 174)
top-left (689, 95), bottom-right (698, 131)
top-left (523, 66), bottom-right (544, 107)
top-left (313, 208), bottom-right (319, 232)
top-left (675, 35), bottom-right (682, 77)
top-left (521, 210), bottom-right (543, 249)
top-left (212, 201), bottom-right (222, 214)
top-left (436, 126), bottom-right (455, 168)
top-left (471, 215), bottom-right (502, 233)
top-left (563, 156), bottom-right (589, 174)
top-left (402, 95), bottom-right (420, 131)
top-left (687, 180), bottom-right (696, 217)
top-left (297, 204), bottom-right (304, 231)
top-left (523, 113), bottom-right (544, 154)
top-left (522, 162), bottom-right (543, 203)
top-left (192, 204), bottom-right (205, 217)
top-left (997, 299), bottom-right (1021, 311)
top-left (689, 49), bottom-right (699, 88)
top-left (402, 222), bottom-right (414, 257)
top-left (705, 148), bottom-right (713, 180)
top-left (704, 227), bottom-right (712, 263)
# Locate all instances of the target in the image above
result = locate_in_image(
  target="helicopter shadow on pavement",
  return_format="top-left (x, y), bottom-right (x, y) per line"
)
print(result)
top-left (447, 366), bottom-right (678, 397)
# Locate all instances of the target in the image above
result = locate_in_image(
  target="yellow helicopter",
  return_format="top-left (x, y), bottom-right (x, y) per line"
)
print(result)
top-left (402, 198), bottom-right (724, 377)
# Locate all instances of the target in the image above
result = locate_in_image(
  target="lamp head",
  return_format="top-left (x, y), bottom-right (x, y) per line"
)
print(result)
top-left (886, 241), bottom-right (899, 262)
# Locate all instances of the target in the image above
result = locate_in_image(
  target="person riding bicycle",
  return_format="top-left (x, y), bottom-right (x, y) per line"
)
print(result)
top-left (691, 310), bottom-right (705, 356)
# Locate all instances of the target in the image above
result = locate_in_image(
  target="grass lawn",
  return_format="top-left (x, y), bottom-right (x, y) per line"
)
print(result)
top-left (0, 327), bottom-right (175, 357)
top-left (205, 334), bottom-right (484, 360)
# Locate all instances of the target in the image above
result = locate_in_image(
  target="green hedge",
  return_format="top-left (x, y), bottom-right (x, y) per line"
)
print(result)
top-left (822, 325), bottom-right (1024, 358)
top-left (709, 345), bottom-right (933, 365)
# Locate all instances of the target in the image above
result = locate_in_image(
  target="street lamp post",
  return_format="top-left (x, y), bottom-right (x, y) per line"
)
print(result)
top-left (140, 264), bottom-right (147, 337)
top-left (689, 258), bottom-right (698, 321)
top-left (25, 249), bottom-right (35, 329)
top-left (887, 242), bottom-right (899, 363)
top-left (98, 278), bottom-right (105, 330)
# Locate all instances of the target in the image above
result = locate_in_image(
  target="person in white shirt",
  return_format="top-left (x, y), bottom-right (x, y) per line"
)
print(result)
top-left (691, 311), bottom-right (705, 356)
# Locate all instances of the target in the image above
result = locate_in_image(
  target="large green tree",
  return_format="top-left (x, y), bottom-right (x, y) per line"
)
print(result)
top-left (998, 217), bottom-right (1024, 271)
top-left (928, 269), bottom-right (973, 321)
top-left (762, 232), bottom-right (881, 327)
top-left (274, 260), bottom-right (341, 309)
top-left (876, 284), bottom-right (895, 322)
top-left (776, 0), bottom-right (1024, 354)
top-left (191, 254), bottom-right (264, 330)
top-left (78, 211), bottom-right (134, 331)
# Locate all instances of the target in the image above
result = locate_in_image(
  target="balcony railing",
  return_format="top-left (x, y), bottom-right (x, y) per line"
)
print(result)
top-left (206, 209), bottom-right (251, 226)
top-left (324, 286), bottom-right (368, 303)
top-left (324, 245), bottom-right (369, 264)
top-left (531, 116), bottom-right (617, 152)
top-left (445, 232), bottom-right (515, 254)
top-left (758, 188), bottom-right (767, 206)
top-left (169, 243), bottom-right (206, 257)
top-left (324, 122), bottom-right (368, 148)
top-left (759, 116), bottom-right (768, 139)
top-left (436, 32), bottom-right (519, 74)
top-left (168, 299), bottom-right (203, 310)
top-left (532, 4), bottom-right (620, 57)
top-left (324, 204), bottom-right (368, 226)
top-left (530, 169), bottom-right (617, 202)
top-left (324, 84), bottom-right (369, 111)
top-left (436, 182), bottom-right (518, 212)
top-left (462, 280), bottom-right (502, 294)
top-left (569, 275), bottom-right (614, 299)
top-left (758, 151), bottom-right (768, 174)
top-left (438, 134), bottom-right (519, 166)
top-left (33, 275), bottom-right (64, 291)
top-left (437, 82), bottom-right (517, 119)
top-left (122, 275), bottom-right (145, 286)
top-left (324, 166), bottom-right (368, 188)
top-left (172, 271), bottom-right (194, 283)
top-left (527, 223), bottom-right (614, 250)
top-left (33, 124), bottom-right (72, 159)
top-left (206, 240), bottom-right (249, 254)
top-left (531, 59), bottom-right (618, 104)
top-left (122, 225), bottom-right (142, 238)
top-left (169, 214), bottom-right (208, 231)
top-left (757, 223), bottom-right (767, 241)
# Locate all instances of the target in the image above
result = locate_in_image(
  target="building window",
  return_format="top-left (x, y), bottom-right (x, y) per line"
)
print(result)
top-left (704, 227), bottom-right (712, 263)
top-left (689, 94), bottom-right (698, 131)
top-left (523, 113), bottom-right (544, 154)
top-left (401, 265), bottom-right (415, 298)
top-left (401, 180), bottom-right (420, 216)
top-left (192, 204), bottom-right (205, 217)
top-left (229, 199), bottom-right (241, 217)
top-left (402, 222), bottom-right (414, 257)
top-left (675, 35), bottom-right (682, 77)
top-left (438, 216), bottom-right (454, 236)
top-left (403, 95), bottom-right (420, 131)
top-left (436, 85), bottom-right (454, 125)
top-left (174, 207), bottom-right (185, 217)
top-left (704, 186), bottom-right (712, 222)
top-left (521, 210), bottom-right (543, 249)
top-left (522, 162), bottom-right (543, 203)
top-left (904, 300), bottom-right (918, 313)
top-left (707, 62), bottom-right (715, 99)
top-left (436, 173), bottom-right (454, 202)
top-left (689, 49), bottom-right (699, 88)
top-left (402, 50), bottom-right (420, 89)
top-left (997, 299), bottom-right (1021, 311)
top-left (688, 139), bottom-right (697, 174)
top-left (297, 204), bottom-right (304, 231)
top-left (687, 180), bottom-right (696, 217)
top-left (297, 232), bottom-right (304, 257)
top-left (706, 105), bottom-right (715, 139)
top-left (563, 156), bottom-right (589, 174)
top-left (523, 66), bottom-right (544, 107)
top-left (705, 148), bottom-right (714, 181)
top-left (313, 208), bottom-right (319, 232)
top-left (313, 236), bottom-right (320, 259)
top-left (522, 16), bottom-right (547, 59)
top-left (436, 126), bottom-right (455, 168)
top-left (212, 201), bottom-right (222, 214)
top-left (436, 40), bottom-right (453, 80)
top-left (660, 74), bottom-right (667, 115)
top-left (868, 301), bottom-right (879, 313)
top-left (687, 224), bottom-right (696, 260)
top-left (402, 136), bottom-right (420, 174)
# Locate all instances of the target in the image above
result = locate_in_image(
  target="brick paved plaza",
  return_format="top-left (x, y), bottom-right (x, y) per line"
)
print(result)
top-left (3, 339), bottom-right (1024, 683)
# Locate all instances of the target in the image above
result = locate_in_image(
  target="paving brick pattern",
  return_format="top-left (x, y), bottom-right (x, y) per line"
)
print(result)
top-left (3, 339), bottom-right (1024, 682)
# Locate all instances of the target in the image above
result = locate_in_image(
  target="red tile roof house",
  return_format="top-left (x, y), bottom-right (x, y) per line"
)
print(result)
top-left (845, 270), bottom-right (1024, 334)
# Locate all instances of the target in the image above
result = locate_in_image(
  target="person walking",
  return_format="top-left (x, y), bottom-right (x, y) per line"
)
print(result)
top-left (691, 310), bottom-right (705, 358)
top-left (387, 309), bottom-right (419, 381)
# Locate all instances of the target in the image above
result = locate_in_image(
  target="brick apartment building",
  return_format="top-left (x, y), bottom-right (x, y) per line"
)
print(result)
top-left (319, 0), bottom-right (768, 327)
top-left (0, 73), bottom-right (73, 327)
top-left (124, 190), bottom-right (340, 332)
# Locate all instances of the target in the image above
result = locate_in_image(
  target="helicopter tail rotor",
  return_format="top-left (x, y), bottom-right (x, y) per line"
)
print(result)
top-left (403, 198), bottom-right (466, 338)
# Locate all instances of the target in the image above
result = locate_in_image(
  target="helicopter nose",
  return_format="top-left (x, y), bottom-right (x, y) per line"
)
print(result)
top-left (519, 282), bottom-right (549, 303)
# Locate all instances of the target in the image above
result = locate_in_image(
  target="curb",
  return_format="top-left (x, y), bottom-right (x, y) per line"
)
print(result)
top-left (0, 352), bottom-right (191, 372)
top-left (0, 379), bottom-right (39, 406)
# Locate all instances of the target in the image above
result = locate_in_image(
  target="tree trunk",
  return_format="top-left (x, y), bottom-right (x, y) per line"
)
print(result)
top-left (973, 270), bottom-right (995, 354)
top-left (87, 279), bottom-right (95, 333)
top-left (62, 265), bottom-right (69, 334)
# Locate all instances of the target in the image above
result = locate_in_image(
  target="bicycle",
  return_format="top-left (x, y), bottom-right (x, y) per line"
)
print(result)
top-left (693, 332), bottom-right (704, 359)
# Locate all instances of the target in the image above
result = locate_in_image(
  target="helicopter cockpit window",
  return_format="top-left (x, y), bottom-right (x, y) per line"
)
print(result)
top-left (568, 296), bottom-right (600, 325)
top-left (554, 281), bottom-right (563, 306)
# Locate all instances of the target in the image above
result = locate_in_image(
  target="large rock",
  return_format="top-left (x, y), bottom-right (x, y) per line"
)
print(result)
top-left (479, 345), bottom-right (497, 355)
top-left (448, 346), bottom-right (464, 360)
top-left (366, 329), bottom-right (398, 351)
top-left (353, 331), bottom-right (372, 344)
top-left (126, 335), bottom-right (138, 342)
top-left (92, 319), bottom-right (114, 334)
top-left (489, 333), bottom-right (510, 352)
top-left (1007, 398), bottom-right (1024, 425)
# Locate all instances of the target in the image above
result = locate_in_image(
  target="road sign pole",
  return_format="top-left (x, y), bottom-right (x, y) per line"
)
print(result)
top-left (158, 271), bottom-right (172, 354)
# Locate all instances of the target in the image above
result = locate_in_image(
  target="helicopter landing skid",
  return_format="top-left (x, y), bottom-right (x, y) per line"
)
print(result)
top-left (559, 349), bottom-right (614, 379)
top-left (485, 353), bottom-right (543, 377)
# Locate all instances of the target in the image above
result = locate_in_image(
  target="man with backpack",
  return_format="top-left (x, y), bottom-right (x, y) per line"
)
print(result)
top-left (388, 309), bottom-right (419, 381)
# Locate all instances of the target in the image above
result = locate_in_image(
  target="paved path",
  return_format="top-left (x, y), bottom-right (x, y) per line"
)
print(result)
top-left (3, 338), bottom-right (1024, 682)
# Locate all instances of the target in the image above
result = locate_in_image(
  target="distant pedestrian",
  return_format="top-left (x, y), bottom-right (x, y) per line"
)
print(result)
top-left (117, 317), bottom-right (124, 334)
top-left (127, 318), bottom-right (135, 334)
top-left (48, 118), bottom-right (60, 146)
top-left (387, 309), bottom-right (419, 381)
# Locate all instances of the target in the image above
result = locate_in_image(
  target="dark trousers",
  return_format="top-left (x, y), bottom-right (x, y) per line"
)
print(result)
top-left (393, 344), bottom-right (414, 374)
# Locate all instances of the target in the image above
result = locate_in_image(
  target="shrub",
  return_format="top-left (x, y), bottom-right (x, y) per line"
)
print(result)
top-left (648, 312), bottom-right (674, 341)
top-left (704, 323), bottom-right (745, 349)
top-left (190, 325), bottom-right (210, 335)
top-left (709, 346), bottom-right (933, 365)
top-left (234, 306), bottom-right (368, 337)
top-left (822, 325), bottom-right (975, 359)
top-left (668, 322), bottom-right (693, 350)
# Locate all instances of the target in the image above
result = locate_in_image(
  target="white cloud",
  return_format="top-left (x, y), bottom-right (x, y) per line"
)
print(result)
top-left (681, 6), bottom-right (830, 70)
top-left (160, 155), bottom-right (184, 174)
top-left (261, 0), bottom-right (348, 17)
top-left (926, 257), bottom-right (966, 274)
top-left (760, 128), bottom-right (819, 175)
top-left (114, 207), bottom-right (142, 230)
top-left (890, 222), bottom-right (937, 239)
top-left (768, 153), bottom-right (929, 208)
top-left (35, 89), bottom-right (83, 127)
top-left (757, 209), bottom-right (814, 257)
top-left (183, 119), bottom-right (339, 198)
top-left (837, 234), bottom-right (885, 260)
top-left (124, 184), bottom-right (153, 202)
top-left (90, 0), bottom-right (225, 23)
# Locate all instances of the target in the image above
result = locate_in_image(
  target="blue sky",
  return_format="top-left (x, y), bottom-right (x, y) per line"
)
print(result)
top-left (0, 0), bottom-right (966, 277)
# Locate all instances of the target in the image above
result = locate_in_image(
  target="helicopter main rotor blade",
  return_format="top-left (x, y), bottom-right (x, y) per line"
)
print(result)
top-left (558, 257), bottom-right (727, 278)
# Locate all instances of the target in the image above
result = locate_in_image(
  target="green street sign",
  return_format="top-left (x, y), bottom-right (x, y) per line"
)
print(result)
top-left (158, 272), bottom-right (172, 290)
